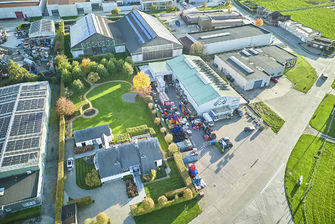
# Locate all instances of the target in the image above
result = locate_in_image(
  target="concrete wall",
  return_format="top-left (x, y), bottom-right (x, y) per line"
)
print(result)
top-left (131, 54), bottom-right (143, 63)
top-left (173, 49), bottom-right (183, 57)
top-left (102, 2), bottom-right (118, 12)
top-left (204, 33), bottom-right (272, 55)
top-left (0, 5), bottom-right (42, 19)
top-left (115, 45), bottom-right (126, 53)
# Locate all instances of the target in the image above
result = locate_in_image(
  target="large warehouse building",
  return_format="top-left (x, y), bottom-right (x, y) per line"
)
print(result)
top-left (149, 55), bottom-right (241, 117)
top-left (214, 46), bottom-right (297, 90)
top-left (70, 10), bottom-right (182, 62)
top-left (0, 0), bottom-right (46, 19)
top-left (47, 0), bottom-right (92, 17)
top-left (0, 82), bottom-right (50, 215)
top-left (179, 24), bottom-right (273, 55)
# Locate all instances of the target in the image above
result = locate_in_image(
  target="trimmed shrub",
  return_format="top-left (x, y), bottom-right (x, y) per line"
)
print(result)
top-left (152, 109), bottom-right (157, 115)
top-left (122, 174), bottom-right (134, 181)
top-left (154, 117), bottom-right (161, 125)
top-left (144, 95), bottom-right (153, 103)
top-left (160, 127), bottom-right (166, 134)
top-left (165, 187), bottom-right (187, 199)
top-left (148, 128), bottom-right (156, 136)
top-left (150, 169), bottom-right (157, 181)
top-left (164, 134), bottom-right (173, 143)
top-left (168, 143), bottom-right (179, 155)
top-left (117, 132), bottom-right (131, 143)
top-left (142, 197), bottom-right (155, 211)
top-left (148, 102), bottom-right (154, 110)
top-left (126, 125), bottom-right (148, 136)
top-left (183, 188), bottom-right (193, 200)
top-left (85, 169), bottom-right (101, 188)
top-left (158, 195), bottom-right (168, 206)
top-left (173, 152), bottom-right (193, 188)
top-left (67, 196), bottom-right (94, 208)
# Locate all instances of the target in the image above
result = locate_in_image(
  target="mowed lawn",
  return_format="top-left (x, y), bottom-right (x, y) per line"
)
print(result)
top-left (285, 134), bottom-right (335, 223)
top-left (145, 159), bottom-right (185, 203)
top-left (134, 197), bottom-right (202, 224)
top-left (285, 54), bottom-right (317, 93)
top-left (72, 82), bottom-right (168, 150)
top-left (282, 8), bottom-right (335, 40)
top-left (310, 94), bottom-right (335, 137)
top-left (250, 101), bottom-right (285, 133)
top-left (75, 158), bottom-right (101, 190)
top-left (251, 0), bottom-right (331, 11)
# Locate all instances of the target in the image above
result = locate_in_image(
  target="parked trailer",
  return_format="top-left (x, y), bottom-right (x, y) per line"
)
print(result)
top-left (182, 150), bottom-right (199, 164)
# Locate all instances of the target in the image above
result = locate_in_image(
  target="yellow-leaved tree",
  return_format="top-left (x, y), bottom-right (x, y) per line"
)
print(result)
top-left (133, 71), bottom-right (151, 96)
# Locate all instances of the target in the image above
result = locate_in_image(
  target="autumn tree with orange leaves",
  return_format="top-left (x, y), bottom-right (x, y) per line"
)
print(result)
top-left (56, 97), bottom-right (76, 116)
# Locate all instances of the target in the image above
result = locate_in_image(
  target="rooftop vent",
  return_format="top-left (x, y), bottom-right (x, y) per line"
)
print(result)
top-left (241, 49), bottom-right (251, 57)
top-left (249, 48), bottom-right (259, 55)
top-left (229, 56), bottom-right (254, 74)
top-left (199, 32), bottom-right (230, 40)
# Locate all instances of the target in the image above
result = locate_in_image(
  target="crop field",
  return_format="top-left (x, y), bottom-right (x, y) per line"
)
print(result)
top-left (282, 8), bottom-right (335, 40)
top-left (249, 0), bottom-right (331, 11)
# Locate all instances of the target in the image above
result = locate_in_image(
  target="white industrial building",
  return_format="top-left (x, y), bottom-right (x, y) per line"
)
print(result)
top-left (180, 24), bottom-right (273, 55)
top-left (214, 46), bottom-right (297, 90)
top-left (140, 0), bottom-right (172, 11)
top-left (278, 20), bottom-right (320, 43)
top-left (149, 55), bottom-right (241, 118)
top-left (47, 0), bottom-right (93, 17)
top-left (0, 0), bottom-right (46, 19)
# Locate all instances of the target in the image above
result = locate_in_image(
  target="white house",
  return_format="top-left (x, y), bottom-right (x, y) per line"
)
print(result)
top-left (95, 138), bottom-right (163, 183)
top-left (47, 0), bottom-right (93, 17)
top-left (0, 0), bottom-right (46, 19)
top-left (180, 24), bottom-right (273, 55)
top-left (73, 124), bottom-right (113, 148)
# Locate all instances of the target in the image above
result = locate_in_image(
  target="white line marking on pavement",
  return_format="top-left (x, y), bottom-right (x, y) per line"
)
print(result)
top-left (260, 163), bottom-right (284, 194)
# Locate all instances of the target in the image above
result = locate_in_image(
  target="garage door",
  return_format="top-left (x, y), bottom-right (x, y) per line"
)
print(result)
top-left (253, 80), bottom-right (262, 89)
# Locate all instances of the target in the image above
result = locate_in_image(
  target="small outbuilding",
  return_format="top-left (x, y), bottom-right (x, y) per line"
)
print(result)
top-left (73, 124), bottom-right (113, 148)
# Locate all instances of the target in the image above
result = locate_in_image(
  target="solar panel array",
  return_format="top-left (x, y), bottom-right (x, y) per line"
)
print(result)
top-left (10, 112), bottom-right (43, 137)
top-left (6, 137), bottom-right (40, 152)
top-left (1, 152), bottom-right (38, 167)
top-left (0, 116), bottom-right (11, 139)
top-left (17, 98), bottom-right (45, 111)
top-left (0, 82), bottom-right (48, 170)
top-left (0, 101), bottom-right (15, 114)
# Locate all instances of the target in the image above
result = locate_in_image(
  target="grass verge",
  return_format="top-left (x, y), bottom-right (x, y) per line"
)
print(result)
top-left (145, 160), bottom-right (185, 203)
top-left (285, 134), bottom-right (335, 223)
top-left (75, 158), bottom-right (101, 190)
top-left (332, 79), bottom-right (335, 89)
top-left (285, 54), bottom-right (317, 93)
top-left (309, 94), bottom-right (335, 137)
top-left (0, 206), bottom-right (41, 224)
top-left (198, 5), bottom-right (231, 10)
top-left (250, 101), bottom-right (285, 133)
top-left (134, 197), bottom-right (202, 224)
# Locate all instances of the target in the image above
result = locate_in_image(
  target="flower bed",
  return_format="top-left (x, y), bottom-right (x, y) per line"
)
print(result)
top-left (74, 145), bottom-right (94, 154)
top-left (123, 175), bottom-right (139, 198)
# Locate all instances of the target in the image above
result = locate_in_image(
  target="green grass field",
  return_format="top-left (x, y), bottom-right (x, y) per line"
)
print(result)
top-left (250, 101), bottom-right (285, 133)
top-left (198, 5), bottom-right (231, 11)
top-left (285, 134), bottom-right (335, 223)
top-left (75, 158), bottom-right (101, 190)
top-left (72, 82), bottom-right (168, 151)
top-left (285, 54), bottom-right (317, 93)
top-left (250, 0), bottom-right (331, 11)
top-left (310, 94), bottom-right (335, 137)
top-left (145, 159), bottom-right (185, 203)
top-left (134, 197), bottom-right (201, 224)
top-left (282, 8), bottom-right (335, 40)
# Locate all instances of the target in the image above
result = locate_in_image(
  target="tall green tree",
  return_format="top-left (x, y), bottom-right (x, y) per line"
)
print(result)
top-left (61, 69), bottom-right (72, 86)
top-left (107, 60), bottom-right (116, 74)
top-left (89, 61), bottom-right (98, 73)
top-left (123, 62), bottom-right (134, 76)
top-left (8, 60), bottom-right (37, 83)
top-left (73, 79), bottom-right (84, 90)
top-left (97, 64), bottom-right (108, 79)
top-left (72, 65), bottom-right (83, 80)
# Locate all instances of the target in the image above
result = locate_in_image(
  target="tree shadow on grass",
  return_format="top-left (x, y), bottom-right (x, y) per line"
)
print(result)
top-left (290, 182), bottom-right (300, 198)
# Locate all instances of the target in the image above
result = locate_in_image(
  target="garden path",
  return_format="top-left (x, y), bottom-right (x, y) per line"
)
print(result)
top-left (66, 79), bottom-right (133, 137)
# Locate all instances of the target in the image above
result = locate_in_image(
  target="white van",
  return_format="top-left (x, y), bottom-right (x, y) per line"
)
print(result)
top-left (203, 112), bottom-right (214, 126)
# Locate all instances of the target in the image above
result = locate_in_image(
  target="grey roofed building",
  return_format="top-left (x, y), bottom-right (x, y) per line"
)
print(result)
top-left (29, 19), bottom-right (55, 38)
top-left (0, 171), bottom-right (39, 207)
top-left (73, 124), bottom-right (112, 144)
top-left (95, 137), bottom-right (163, 182)
top-left (258, 45), bottom-right (297, 67)
top-left (115, 9), bottom-right (181, 53)
top-left (188, 24), bottom-right (270, 45)
top-left (61, 203), bottom-right (78, 224)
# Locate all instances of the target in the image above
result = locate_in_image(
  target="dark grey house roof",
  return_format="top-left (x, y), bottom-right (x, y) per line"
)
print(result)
top-left (115, 9), bottom-right (181, 53)
top-left (74, 124), bottom-right (111, 143)
top-left (62, 203), bottom-right (77, 224)
top-left (0, 171), bottom-right (39, 206)
top-left (96, 138), bottom-right (162, 179)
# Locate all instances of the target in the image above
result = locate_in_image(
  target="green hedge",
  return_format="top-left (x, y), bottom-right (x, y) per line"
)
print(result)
top-left (127, 125), bottom-right (148, 136)
top-left (54, 21), bottom-right (65, 53)
top-left (117, 132), bottom-right (131, 143)
top-left (173, 152), bottom-right (193, 188)
top-left (55, 82), bottom-right (65, 224)
top-left (0, 206), bottom-right (41, 224)
top-left (67, 196), bottom-right (94, 208)
top-left (148, 128), bottom-right (156, 136)
top-left (215, 141), bottom-right (224, 154)
top-left (122, 174), bottom-right (134, 181)
top-left (165, 187), bottom-right (187, 199)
